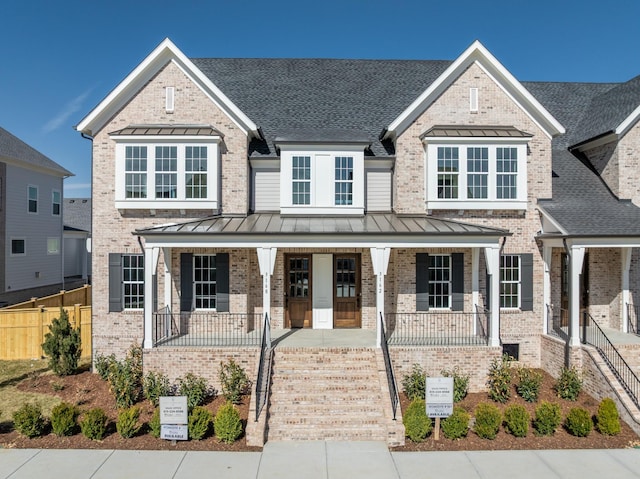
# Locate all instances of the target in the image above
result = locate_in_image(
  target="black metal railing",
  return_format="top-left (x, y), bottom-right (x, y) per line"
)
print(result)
top-left (153, 311), bottom-right (263, 347)
top-left (386, 310), bottom-right (489, 346)
top-left (255, 313), bottom-right (273, 422)
top-left (546, 305), bottom-right (569, 341)
top-left (380, 313), bottom-right (399, 420)
top-left (581, 311), bottom-right (640, 409)
top-left (627, 303), bottom-right (639, 335)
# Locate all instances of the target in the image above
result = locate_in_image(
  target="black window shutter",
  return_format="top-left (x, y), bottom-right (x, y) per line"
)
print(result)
top-left (416, 253), bottom-right (429, 311)
top-left (108, 253), bottom-right (123, 312)
top-left (520, 253), bottom-right (534, 311)
top-left (452, 253), bottom-right (464, 311)
top-left (217, 253), bottom-right (230, 312)
top-left (180, 253), bottom-right (193, 312)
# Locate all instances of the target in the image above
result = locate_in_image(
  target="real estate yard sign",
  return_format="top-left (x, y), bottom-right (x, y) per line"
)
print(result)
top-left (160, 396), bottom-right (188, 441)
top-left (426, 377), bottom-right (454, 440)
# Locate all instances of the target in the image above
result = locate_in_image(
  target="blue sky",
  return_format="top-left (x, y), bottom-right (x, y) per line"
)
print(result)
top-left (1, 0), bottom-right (639, 199)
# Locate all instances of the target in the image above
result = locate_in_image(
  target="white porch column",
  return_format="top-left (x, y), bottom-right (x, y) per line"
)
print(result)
top-left (622, 247), bottom-right (632, 333)
top-left (543, 246), bottom-right (552, 334)
top-left (257, 247), bottom-right (277, 347)
top-left (163, 247), bottom-right (172, 310)
top-left (472, 248), bottom-right (480, 335)
top-left (484, 246), bottom-right (500, 347)
top-left (370, 247), bottom-right (391, 348)
top-left (569, 246), bottom-right (586, 347)
top-left (143, 246), bottom-right (160, 350)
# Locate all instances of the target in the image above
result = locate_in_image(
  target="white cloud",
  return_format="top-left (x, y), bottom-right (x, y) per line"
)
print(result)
top-left (43, 89), bottom-right (92, 133)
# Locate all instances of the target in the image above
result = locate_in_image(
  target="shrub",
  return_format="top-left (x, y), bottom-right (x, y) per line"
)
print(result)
top-left (402, 364), bottom-right (426, 401)
top-left (214, 402), bottom-right (243, 444)
top-left (474, 402), bottom-right (502, 439)
top-left (12, 403), bottom-right (47, 438)
top-left (441, 367), bottom-right (469, 403)
top-left (116, 407), bottom-right (141, 438)
top-left (403, 399), bottom-right (432, 442)
top-left (108, 345), bottom-right (143, 408)
top-left (50, 402), bottom-right (79, 436)
top-left (554, 366), bottom-right (582, 401)
top-left (178, 373), bottom-right (212, 410)
top-left (80, 408), bottom-right (108, 441)
top-left (143, 371), bottom-right (172, 407)
top-left (516, 367), bottom-right (543, 403)
top-left (503, 404), bottom-right (530, 438)
top-left (596, 398), bottom-right (621, 436)
top-left (219, 359), bottom-right (251, 404)
top-left (533, 401), bottom-right (562, 436)
top-left (94, 353), bottom-right (116, 381)
top-left (565, 407), bottom-right (593, 437)
top-left (42, 308), bottom-right (82, 376)
top-left (487, 355), bottom-right (512, 403)
top-left (188, 406), bottom-right (213, 440)
top-left (149, 408), bottom-right (161, 438)
top-left (441, 406), bottom-right (470, 440)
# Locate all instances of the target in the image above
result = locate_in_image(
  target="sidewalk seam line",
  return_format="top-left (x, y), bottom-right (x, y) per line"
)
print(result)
top-left (5, 448), bottom-right (42, 479)
top-left (171, 451), bottom-right (188, 479)
top-left (88, 449), bottom-right (115, 479)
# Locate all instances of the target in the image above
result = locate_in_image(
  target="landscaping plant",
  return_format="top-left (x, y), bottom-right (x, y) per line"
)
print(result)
top-left (402, 364), bottom-right (426, 401)
top-left (94, 353), bottom-right (116, 381)
top-left (596, 398), bottom-right (621, 436)
top-left (42, 308), bottom-right (82, 376)
top-left (503, 404), bottom-right (530, 437)
top-left (554, 366), bottom-right (582, 401)
top-left (149, 408), bottom-right (161, 438)
top-left (219, 359), bottom-right (250, 404)
top-left (441, 406), bottom-right (470, 440)
top-left (178, 373), bottom-right (213, 410)
top-left (487, 354), bottom-right (512, 403)
top-left (403, 399), bottom-right (432, 442)
top-left (143, 371), bottom-right (172, 407)
top-left (214, 401), bottom-right (243, 443)
top-left (441, 367), bottom-right (469, 403)
top-left (50, 402), bottom-right (79, 436)
top-left (516, 367), bottom-right (543, 402)
top-left (116, 406), bottom-right (141, 438)
top-left (474, 402), bottom-right (502, 439)
top-left (12, 403), bottom-right (47, 438)
top-left (80, 408), bottom-right (108, 441)
top-left (188, 406), bottom-right (214, 440)
top-left (565, 407), bottom-right (593, 437)
top-left (533, 401), bottom-right (562, 436)
top-left (107, 345), bottom-right (143, 408)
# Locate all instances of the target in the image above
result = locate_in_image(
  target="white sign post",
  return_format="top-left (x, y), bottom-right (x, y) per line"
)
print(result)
top-left (426, 377), bottom-right (454, 440)
top-left (160, 396), bottom-right (188, 443)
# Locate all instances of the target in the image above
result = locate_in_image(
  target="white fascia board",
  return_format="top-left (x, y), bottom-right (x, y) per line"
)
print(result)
top-left (566, 237), bottom-right (640, 248)
top-left (615, 103), bottom-right (640, 138)
top-left (570, 132), bottom-right (618, 152)
top-left (384, 40), bottom-right (565, 140)
top-left (109, 135), bottom-right (222, 143)
top-left (536, 205), bottom-right (568, 235)
top-left (76, 38), bottom-right (258, 137)
top-left (0, 156), bottom-right (74, 178)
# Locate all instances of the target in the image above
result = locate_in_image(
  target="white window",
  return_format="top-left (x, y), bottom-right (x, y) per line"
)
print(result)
top-left (425, 142), bottom-right (527, 210)
top-left (52, 190), bottom-right (61, 216)
top-left (47, 238), bottom-right (60, 255)
top-left (194, 255), bottom-right (217, 309)
top-left (114, 140), bottom-right (220, 210)
top-left (28, 185), bottom-right (38, 213)
top-left (292, 156), bottom-right (311, 205)
top-left (11, 239), bottom-right (25, 256)
top-left (500, 255), bottom-right (520, 309)
top-left (429, 254), bottom-right (451, 309)
top-left (334, 156), bottom-right (353, 205)
top-left (123, 254), bottom-right (144, 310)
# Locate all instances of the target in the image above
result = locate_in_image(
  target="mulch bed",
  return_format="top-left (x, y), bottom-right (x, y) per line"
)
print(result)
top-left (392, 369), bottom-right (640, 451)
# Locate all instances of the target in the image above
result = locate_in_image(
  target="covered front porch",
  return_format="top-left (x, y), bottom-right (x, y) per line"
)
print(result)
top-left (136, 213), bottom-right (509, 350)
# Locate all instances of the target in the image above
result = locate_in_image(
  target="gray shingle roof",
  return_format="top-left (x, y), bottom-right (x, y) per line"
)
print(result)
top-left (63, 198), bottom-right (91, 233)
top-left (0, 127), bottom-right (73, 176)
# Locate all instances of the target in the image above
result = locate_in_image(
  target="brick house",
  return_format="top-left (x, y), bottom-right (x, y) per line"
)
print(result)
top-left (75, 39), bottom-right (640, 444)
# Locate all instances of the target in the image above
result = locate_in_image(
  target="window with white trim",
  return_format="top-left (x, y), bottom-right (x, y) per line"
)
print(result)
top-left (425, 142), bottom-right (527, 209)
top-left (11, 239), bottom-right (25, 256)
top-left (500, 254), bottom-right (520, 308)
top-left (429, 254), bottom-right (451, 309)
top-left (47, 238), bottom-right (60, 255)
top-left (52, 190), bottom-right (61, 215)
top-left (28, 186), bottom-right (38, 213)
top-left (185, 146), bottom-right (208, 199)
top-left (125, 146), bottom-right (147, 198)
top-left (155, 146), bottom-right (177, 199)
top-left (334, 156), bottom-right (353, 205)
top-left (122, 254), bottom-right (144, 310)
top-left (194, 254), bottom-right (217, 309)
top-left (292, 156), bottom-right (311, 205)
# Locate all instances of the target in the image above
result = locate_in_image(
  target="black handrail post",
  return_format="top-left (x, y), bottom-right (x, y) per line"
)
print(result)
top-left (581, 310), bottom-right (587, 345)
top-left (380, 312), bottom-right (399, 420)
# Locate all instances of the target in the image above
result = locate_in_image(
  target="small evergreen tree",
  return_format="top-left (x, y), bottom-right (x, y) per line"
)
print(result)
top-left (42, 308), bottom-right (82, 376)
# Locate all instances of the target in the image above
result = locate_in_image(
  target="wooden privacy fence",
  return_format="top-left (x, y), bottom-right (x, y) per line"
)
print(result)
top-left (0, 305), bottom-right (91, 360)
top-left (3, 285), bottom-right (91, 309)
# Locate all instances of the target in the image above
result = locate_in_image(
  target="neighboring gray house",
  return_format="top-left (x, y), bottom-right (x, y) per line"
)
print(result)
top-left (0, 127), bottom-right (73, 292)
top-left (63, 198), bottom-right (91, 281)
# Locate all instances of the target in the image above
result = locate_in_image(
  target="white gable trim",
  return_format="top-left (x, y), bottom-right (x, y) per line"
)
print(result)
top-left (536, 205), bottom-right (568, 236)
top-left (75, 38), bottom-right (259, 138)
top-left (615, 103), bottom-right (640, 138)
top-left (383, 40), bottom-right (565, 141)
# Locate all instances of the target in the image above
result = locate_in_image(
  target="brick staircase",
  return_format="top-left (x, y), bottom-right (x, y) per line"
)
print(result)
top-left (265, 347), bottom-right (403, 444)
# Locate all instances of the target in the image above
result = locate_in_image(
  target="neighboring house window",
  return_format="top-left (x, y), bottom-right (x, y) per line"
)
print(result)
top-left (155, 146), bottom-right (178, 199)
top-left (11, 239), bottom-right (25, 256)
top-left (28, 186), bottom-right (38, 213)
top-left (334, 156), bottom-right (353, 205)
top-left (52, 190), bottom-right (61, 215)
top-left (292, 156), bottom-right (311, 205)
top-left (125, 146), bottom-right (147, 198)
top-left (425, 143), bottom-right (527, 209)
top-left (194, 254), bottom-right (217, 309)
top-left (123, 254), bottom-right (144, 310)
top-left (428, 254), bottom-right (451, 309)
top-left (500, 255), bottom-right (520, 308)
top-left (185, 146), bottom-right (207, 199)
top-left (47, 238), bottom-right (60, 255)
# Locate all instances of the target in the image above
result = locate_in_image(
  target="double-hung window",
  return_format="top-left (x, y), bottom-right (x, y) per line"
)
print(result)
top-left (52, 190), bottom-right (61, 215)
top-left (28, 186), bottom-right (38, 213)
top-left (194, 254), bottom-right (217, 309)
top-left (125, 146), bottom-right (147, 199)
top-left (500, 255), bottom-right (520, 309)
top-left (155, 146), bottom-right (177, 199)
top-left (122, 254), bottom-right (144, 310)
top-left (292, 156), bottom-right (311, 205)
top-left (185, 146), bottom-right (208, 199)
top-left (437, 147), bottom-right (459, 199)
top-left (334, 156), bottom-right (353, 205)
top-left (428, 254), bottom-right (451, 309)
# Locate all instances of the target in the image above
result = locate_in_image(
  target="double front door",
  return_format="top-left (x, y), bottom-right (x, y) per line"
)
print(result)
top-left (285, 253), bottom-right (361, 329)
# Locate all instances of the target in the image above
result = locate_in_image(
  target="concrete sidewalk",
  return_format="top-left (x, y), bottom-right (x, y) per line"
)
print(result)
top-left (1, 442), bottom-right (640, 479)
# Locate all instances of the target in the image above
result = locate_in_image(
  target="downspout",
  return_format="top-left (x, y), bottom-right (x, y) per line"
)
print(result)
top-left (79, 131), bottom-right (94, 367)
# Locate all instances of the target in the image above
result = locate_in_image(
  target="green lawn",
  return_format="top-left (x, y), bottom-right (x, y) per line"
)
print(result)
top-left (0, 359), bottom-right (60, 421)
